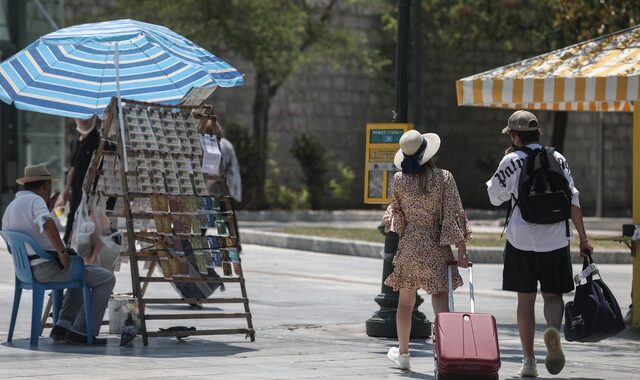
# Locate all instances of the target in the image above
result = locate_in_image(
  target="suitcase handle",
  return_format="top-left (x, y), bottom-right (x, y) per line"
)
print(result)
top-left (447, 261), bottom-right (475, 313)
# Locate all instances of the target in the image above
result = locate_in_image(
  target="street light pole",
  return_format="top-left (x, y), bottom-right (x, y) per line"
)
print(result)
top-left (365, 0), bottom-right (430, 339)
top-left (393, 0), bottom-right (410, 124)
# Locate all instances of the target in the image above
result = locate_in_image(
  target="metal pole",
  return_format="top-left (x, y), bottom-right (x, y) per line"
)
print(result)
top-left (114, 41), bottom-right (128, 173)
top-left (32, 0), bottom-right (59, 30)
top-left (596, 112), bottom-right (604, 216)
top-left (393, 0), bottom-right (410, 123)
top-left (412, 0), bottom-right (421, 130)
top-left (33, 0), bottom-right (65, 191)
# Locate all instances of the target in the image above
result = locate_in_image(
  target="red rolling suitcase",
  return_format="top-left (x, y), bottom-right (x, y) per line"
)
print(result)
top-left (434, 262), bottom-right (501, 380)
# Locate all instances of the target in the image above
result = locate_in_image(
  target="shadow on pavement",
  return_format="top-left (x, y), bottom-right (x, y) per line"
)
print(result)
top-left (499, 322), bottom-right (640, 341)
top-left (503, 377), bottom-right (603, 380)
top-left (145, 304), bottom-right (224, 312)
top-left (2, 336), bottom-right (257, 358)
top-left (399, 371), bottom-right (434, 379)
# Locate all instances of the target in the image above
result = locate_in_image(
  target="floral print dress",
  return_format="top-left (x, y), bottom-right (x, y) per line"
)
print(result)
top-left (384, 168), bottom-right (472, 294)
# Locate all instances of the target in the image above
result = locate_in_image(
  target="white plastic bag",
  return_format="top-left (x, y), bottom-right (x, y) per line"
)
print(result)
top-left (94, 231), bottom-right (123, 271)
top-left (85, 203), bottom-right (122, 271)
top-left (70, 193), bottom-right (95, 256)
top-left (108, 294), bottom-right (140, 334)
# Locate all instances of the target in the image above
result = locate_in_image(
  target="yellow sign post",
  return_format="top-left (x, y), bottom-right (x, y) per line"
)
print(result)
top-left (363, 123), bottom-right (412, 204)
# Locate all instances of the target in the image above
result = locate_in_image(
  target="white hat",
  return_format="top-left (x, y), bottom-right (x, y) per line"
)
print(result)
top-left (393, 130), bottom-right (441, 170)
top-left (16, 164), bottom-right (59, 185)
top-left (75, 116), bottom-right (97, 135)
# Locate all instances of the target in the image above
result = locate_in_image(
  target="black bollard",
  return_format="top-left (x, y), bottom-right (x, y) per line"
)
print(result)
top-left (365, 226), bottom-right (431, 338)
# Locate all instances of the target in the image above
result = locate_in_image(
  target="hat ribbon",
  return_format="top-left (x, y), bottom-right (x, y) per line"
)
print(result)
top-left (401, 139), bottom-right (427, 174)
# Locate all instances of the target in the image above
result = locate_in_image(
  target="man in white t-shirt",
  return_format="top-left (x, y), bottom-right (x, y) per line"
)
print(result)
top-left (486, 111), bottom-right (593, 378)
top-left (1, 164), bottom-right (115, 345)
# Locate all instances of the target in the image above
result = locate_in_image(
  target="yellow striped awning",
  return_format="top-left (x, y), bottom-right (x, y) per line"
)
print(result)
top-left (456, 25), bottom-right (640, 112)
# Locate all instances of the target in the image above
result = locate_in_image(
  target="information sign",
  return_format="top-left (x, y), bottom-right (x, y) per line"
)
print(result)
top-left (363, 123), bottom-right (412, 204)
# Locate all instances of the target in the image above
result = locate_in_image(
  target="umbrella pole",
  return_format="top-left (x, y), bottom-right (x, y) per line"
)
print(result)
top-left (633, 102), bottom-right (640, 329)
top-left (114, 41), bottom-right (128, 173)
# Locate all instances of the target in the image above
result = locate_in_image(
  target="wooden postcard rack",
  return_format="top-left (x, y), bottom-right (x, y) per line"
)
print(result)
top-left (84, 97), bottom-right (255, 346)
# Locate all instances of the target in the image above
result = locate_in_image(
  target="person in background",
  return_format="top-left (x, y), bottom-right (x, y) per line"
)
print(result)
top-left (384, 130), bottom-right (471, 370)
top-left (202, 118), bottom-right (242, 251)
top-left (2, 164), bottom-right (115, 345)
top-left (486, 110), bottom-right (593, 377)
top-left (58, 116), bottom-right (100, 244)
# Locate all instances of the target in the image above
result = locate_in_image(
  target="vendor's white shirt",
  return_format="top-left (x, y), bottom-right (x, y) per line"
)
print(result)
top-left (486, 144), bottom-right (580, 252)
top-left (2, 191), bottom-right (56, 265)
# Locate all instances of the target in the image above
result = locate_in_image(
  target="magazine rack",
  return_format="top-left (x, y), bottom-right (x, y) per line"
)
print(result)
top-left (83, 97), bottom-right (254, 346)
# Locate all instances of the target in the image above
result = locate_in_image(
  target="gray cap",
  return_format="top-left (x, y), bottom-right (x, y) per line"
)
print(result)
top-left (502, 110), bottom-right (540, 134)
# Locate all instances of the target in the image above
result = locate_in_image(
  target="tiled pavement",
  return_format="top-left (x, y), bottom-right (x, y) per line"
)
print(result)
top-left (0, 244), bottom-right (637, 379)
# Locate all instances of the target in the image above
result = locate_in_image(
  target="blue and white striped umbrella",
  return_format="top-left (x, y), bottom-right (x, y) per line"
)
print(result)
top-left (0, 19), bottom-right (244, 119)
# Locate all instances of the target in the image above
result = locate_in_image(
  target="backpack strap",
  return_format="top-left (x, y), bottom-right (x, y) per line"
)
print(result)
top-left (518, 146), bottom-right (541, 178)
top-left (539, 146), bottom-right (551, 168)
top-left (500, 194), bottom-right (518, 238)
top-left (518, 146), bottom-right (537, 156)
top-left (545, 146), bottom-right (571, 237)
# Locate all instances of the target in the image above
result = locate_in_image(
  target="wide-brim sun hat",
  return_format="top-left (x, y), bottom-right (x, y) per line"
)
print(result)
top-left (16, 163), bottom-right (59, 185)
top-left (393, 130), bottom-right (441, 170)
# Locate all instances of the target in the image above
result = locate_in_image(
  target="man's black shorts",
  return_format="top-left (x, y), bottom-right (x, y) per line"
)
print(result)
top-left (502, 241), bottom-right (574, 294)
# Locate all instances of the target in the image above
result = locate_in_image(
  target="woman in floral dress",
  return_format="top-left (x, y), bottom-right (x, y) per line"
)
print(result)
top-left (384, 130), bottom-right (472, 370)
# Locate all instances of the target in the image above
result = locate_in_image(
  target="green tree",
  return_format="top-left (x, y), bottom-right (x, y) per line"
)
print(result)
top-left (290, 132), bottom-right (329, 210)
top-left (290, 132), bottom-right (355, 210)
top-left (419, 0), bottom-right (639, 52)
top-left (106, 0), bottom-right (387, 208)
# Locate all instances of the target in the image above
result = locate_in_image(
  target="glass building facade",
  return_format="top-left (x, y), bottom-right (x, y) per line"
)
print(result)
top-left (0, 0), bottom-right (67, 215)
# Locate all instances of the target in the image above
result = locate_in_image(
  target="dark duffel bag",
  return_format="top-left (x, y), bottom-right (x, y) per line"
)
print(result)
top-left (564, 254), bottom-right (625, 342)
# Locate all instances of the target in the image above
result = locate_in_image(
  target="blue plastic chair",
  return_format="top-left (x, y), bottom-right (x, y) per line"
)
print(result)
top-left (0, 230), bottom-right (92, 346)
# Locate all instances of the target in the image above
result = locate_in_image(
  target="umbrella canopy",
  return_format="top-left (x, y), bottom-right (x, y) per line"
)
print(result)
top-left (456, 25), bottom-right (640, 112)
top-left (0, 19), bottom-right (243, 119)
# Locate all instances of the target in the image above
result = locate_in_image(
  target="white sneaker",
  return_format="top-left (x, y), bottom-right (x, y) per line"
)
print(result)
top-left (387, 347), bottom-right (411, 370)
top-left (518, 357), bottom-right (538, 377)
top-left (544, 327), bottom-right (565, 375)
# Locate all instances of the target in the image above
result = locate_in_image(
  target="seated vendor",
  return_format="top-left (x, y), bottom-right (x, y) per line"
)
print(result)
top-left (1, 164), bottom-right (115, 345)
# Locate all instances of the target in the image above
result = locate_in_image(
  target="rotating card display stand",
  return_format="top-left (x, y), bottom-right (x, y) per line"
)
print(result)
top-left (84, 97), bottom-right (255, 346)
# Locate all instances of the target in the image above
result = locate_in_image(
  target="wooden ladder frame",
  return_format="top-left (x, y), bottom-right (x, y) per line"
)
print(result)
top-left (81, 97), bottom-right (255, 346)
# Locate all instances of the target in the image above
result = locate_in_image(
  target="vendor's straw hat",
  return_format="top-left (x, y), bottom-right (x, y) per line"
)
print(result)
top-left (75, 115), bottom-right (97, 135)
top-left (393, 130), bottom-right (441, 169)
top-left (16, 164), bottom-right (59, 185)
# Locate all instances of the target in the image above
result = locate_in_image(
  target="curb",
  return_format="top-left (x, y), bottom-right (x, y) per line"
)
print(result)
top-left (242, 229), bottom-right (632, 264)
top-left (236, 209), bottom-right (505, 223)
top-left (242, 229), bottom-right (382, 259)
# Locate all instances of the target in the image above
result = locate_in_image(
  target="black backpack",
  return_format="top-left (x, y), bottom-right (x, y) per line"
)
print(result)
top-left (505, 146), bottom-right (572, 235)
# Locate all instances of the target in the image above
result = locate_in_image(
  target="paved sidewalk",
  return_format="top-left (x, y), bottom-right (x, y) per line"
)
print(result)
top-left (0, 244), bottom-right (637, 379)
